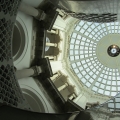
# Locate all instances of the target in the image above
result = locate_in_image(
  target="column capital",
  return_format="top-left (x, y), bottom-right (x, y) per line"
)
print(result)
top-left (31, 66), bottom-right (43, 76)
top-left (35, 9), bottom-right (46, 21)
top-left (54, 43), bottom-right (57, 47)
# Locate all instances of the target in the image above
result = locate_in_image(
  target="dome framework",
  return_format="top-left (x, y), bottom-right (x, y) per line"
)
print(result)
top-left (69, 20), bottom-right (120, 96)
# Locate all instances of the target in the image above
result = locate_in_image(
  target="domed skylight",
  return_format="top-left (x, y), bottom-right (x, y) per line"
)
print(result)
top-left (69, 20), bottom-right (120, 96)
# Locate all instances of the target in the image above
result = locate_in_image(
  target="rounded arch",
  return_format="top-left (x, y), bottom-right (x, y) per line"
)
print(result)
top-left (20, 84), bottom-right (49, 113)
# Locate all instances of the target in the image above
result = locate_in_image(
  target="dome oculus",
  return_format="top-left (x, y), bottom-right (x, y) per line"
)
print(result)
top-left (107, 45), bottom-right (120, 57)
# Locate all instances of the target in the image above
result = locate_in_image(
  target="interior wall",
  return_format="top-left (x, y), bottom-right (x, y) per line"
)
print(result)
top-left (60, 88), bottom-right (71, 101)
top-left (14, 11), bottom-right (33, 69)
top-left (50, 61), bottom-right (63, 73)
top-left (74, 91), bottom-right (109, 109)
top-left (18, 77), bottom-right (57, 113)
top-left (75, 93), bottom-right (88, 109)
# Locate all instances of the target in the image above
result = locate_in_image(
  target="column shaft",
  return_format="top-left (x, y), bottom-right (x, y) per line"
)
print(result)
top-left (46, 42), bottom-right (57, 47)
top-left (16, 69), bottom-right (35, 80)
top-left (69, 94), bottom-right (74, 100)
top-left (45, 56), bottom-right (54, 60)
top-left (19, 2), bottom-right (39, 17)
top-left (16, 66), bottom-right (43, 79)
top-left (47, 29), bottom-right (57, 34)
top-left (58, 83), bottom-right (68, 91)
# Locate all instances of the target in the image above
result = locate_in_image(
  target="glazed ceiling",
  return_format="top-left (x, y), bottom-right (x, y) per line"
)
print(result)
top-left (69, 20), bottom-right (120, 96)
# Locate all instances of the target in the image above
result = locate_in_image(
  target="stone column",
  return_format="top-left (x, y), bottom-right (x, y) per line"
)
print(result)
top-left (19, 2), bottom-right (39, 16)
top-left (69, 94), bottom-right (74, 100)
top-left (45, 56), bottom-right (55, 60)
top-left (16, 66), bottom-right (43, 79)
top-left (19, 2), bottom-right (45, 20)
top-left (50, 71), bottom-right (59, 82)
top-left (58, 83), bottom-right (68, 91)
top-left (46, 42), bottom-right (57, 47)
top-left (47, 29), bottom-right (58, 34)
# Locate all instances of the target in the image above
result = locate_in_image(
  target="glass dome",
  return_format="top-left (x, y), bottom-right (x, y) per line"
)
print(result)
top-left (69, 20), bottom-right (120, 96)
